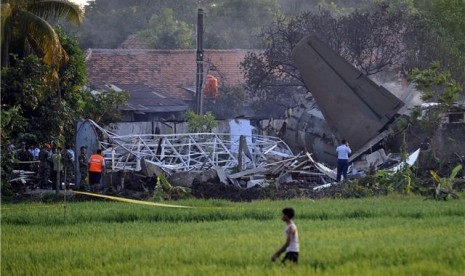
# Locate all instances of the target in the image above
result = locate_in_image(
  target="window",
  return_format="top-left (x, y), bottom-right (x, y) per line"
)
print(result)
top-left (448, 113), bottom-right (464, 123)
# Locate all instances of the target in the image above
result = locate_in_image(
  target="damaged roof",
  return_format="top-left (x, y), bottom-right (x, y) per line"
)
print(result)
top-left (86, 49), bottom-right (249, 101)
top-left (97, 83), bottom-right (188, 113)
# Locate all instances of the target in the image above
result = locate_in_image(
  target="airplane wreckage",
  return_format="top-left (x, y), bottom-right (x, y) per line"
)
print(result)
top-left (284, 35), bottom-right (405, 165)
top-left (70, 35), bottom-right (463, 192)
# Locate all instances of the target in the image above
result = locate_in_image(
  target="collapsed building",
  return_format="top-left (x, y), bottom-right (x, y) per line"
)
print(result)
top-left (75, 119), bottom-right (335, 191)
top-left (70, 35), bottom-right (464, 193)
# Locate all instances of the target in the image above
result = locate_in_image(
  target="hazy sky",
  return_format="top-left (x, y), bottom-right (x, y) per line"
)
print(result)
top-left (71, 0), bottom-right (89, 6)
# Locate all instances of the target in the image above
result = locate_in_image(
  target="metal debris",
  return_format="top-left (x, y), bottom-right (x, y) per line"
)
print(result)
top-left (86, 120), bottom-right (336, 188)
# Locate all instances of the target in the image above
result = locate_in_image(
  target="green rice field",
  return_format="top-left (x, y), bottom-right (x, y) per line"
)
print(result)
top-left (2, 196), bottom-right (465, 275)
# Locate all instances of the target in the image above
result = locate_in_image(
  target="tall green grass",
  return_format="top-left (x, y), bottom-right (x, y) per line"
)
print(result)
top-left (2, 196), bottom-right (465, 275)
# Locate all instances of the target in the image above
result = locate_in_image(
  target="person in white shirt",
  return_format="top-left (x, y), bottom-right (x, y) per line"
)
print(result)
top-left (66, 144), bottom-right (75, 162)
top-left (271, 207), bottom-right (299, 264)
top-left (32, 145), bottom-right (41, 160)
top-left (336, 139), bottom-right (351, 181)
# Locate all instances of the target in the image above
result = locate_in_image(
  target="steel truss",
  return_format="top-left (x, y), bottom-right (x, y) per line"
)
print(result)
top-left (89, 120), bottom-right (294, 175)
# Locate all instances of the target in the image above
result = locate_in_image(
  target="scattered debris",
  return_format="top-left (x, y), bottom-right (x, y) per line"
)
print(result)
top-left (388, 148), bottom-right (421, 172)
top-left (84, 121), bottom-right (426, 193)
top-left (7, 170), bottom-right (39, 193)
top-left (3, 114), bottom-right (430, 202)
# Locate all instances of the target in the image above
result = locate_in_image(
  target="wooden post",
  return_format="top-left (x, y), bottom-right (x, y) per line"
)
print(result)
top-left (237, 136), bottom-right (243, 172)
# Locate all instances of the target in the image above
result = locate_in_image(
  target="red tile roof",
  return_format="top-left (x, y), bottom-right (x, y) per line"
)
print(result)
top-left (86, 49), bottom-right (249, 100)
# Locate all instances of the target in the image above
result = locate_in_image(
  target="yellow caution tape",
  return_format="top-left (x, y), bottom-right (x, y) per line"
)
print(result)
top-left (73, 190), bottom-right (194, 209)
top-left (3, 192), bottom-right (234, 211)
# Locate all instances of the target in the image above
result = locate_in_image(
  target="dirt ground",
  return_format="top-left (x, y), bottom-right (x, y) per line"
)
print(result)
top-left (5, 168), bottom-right (464, 202)
top-left (191, 181), bottom-right (342, 201)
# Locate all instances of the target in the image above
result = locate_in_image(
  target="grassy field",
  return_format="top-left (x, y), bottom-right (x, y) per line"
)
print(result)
top-left (2, 196), bottom-right (465, 275)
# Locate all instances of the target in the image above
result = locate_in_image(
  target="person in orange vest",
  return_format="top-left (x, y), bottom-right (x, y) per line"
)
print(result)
top-left (88, 149), bottom-right (105, 191)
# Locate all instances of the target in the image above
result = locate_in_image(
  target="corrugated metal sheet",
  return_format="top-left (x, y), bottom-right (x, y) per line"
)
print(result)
top-left (97, 83), bottom-right (189, 113)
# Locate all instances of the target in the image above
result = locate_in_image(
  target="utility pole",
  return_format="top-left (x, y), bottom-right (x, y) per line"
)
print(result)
top-left (195, 8), bottom-right (204, 114)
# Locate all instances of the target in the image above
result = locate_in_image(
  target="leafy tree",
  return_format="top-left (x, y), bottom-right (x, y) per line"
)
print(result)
top-left (73, 0), bottom-right (215, 49)
top-left (421, 0), bottom-right (465, 53)
top-left (79, 88), bottom-right (129, 126)
top-left (137, 8), bottom-right (193, 49)
top-left (1, 55), bottom-right (52, 141)
top-left (337, 5), bottom-right (408, 75)
top-left (186, 110), bottom-right (218, 133)
top-left (402, 0), bottom-right (465, 87)
top-left (430, 164), bottom-right (462, 200)
top-left (1, 0), bottom-right (83, 70)
top-left (279, 0), bottom-right (376, 16)
top-left (204, 0), bottom-right (280, 49)
top-left (73, 0), bottom-right (147, 49)
top-left (1, 31), bottom-right (127, 146)
top-left (408, 61), bottom-right (463, 128)
top-left (66, 0), bottom-right (279, 49)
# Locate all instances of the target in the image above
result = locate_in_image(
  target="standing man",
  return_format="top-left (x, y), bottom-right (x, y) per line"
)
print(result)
top-left (78, 146), bottom-right (89, 191)
top-left (66, 144), bottom-right (75, 162)
top-left (88, 149), bottom-right (105, 192)
top-left (17, 142), bottom-right (33, 171)
top-left (39, 144), bottom-right (52, 189)
top-left (336, 139), bottom-right (351, 182)
top-left (61, 146), bottom-right (74, 189)
top-left (32, 144), bottom-right (41, 160)
top-left (52, 147), bottom-right (63, 192)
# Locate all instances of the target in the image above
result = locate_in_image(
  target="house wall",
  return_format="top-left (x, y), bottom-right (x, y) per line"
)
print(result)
top-left (106, 119), bottom-right (286, 137)
top-left (107, 121), bottom-right (186, 135)
top-left (435, 123), bottom-right (465, 159)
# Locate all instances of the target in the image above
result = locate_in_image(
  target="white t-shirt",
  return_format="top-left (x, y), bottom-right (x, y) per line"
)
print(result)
top-left (336, 144), bottom-right (351, 159)
top-left (67, 149), bottom-right (75, 162)
top-left (33, 148), bottom-right (40, 159)
top-left (285, 222), bottom-right (299, 253)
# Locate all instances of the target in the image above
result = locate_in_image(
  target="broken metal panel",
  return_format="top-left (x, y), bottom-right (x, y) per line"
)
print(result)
top-left (306, 153), bottom-right (336, 180)
top-left (229, 119), bottom-right (253, 153)
top-left (291, 35), bottom-right (404, 150)
top-left (280, 96), bottom-right (336, 165)
top-left (388, 149), bottom-right (420, 172)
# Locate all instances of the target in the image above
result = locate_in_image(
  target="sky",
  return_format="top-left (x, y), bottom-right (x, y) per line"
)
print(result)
top-left (70, 0), bottom-right (90, 6)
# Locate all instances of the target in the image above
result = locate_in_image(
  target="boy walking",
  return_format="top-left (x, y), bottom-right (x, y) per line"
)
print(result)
top-left (271, 208), bottom-right (299, 264)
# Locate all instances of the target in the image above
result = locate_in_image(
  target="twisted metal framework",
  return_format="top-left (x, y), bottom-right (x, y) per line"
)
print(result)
top-left (89, 120), bottom-right (294, 175)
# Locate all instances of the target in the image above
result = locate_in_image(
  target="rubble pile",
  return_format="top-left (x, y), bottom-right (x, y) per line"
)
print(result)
top-left (6, 170), bottom-right (39, 194)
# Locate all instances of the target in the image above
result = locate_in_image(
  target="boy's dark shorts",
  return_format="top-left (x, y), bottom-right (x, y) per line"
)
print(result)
top-left (282, 252), bottom-right (299, 264)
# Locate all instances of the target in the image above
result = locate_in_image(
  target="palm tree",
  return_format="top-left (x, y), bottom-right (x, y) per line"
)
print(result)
top-left (1, 0), bottom-right (84, 69)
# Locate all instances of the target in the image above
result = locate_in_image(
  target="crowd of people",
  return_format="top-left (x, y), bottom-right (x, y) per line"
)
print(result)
top-left (11, 142), bottom-right (105, 191)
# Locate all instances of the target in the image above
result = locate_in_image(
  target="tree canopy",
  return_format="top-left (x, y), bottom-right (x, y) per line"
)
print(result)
top-left (1, 0), bottom-right (83, 69)
top-left (66, 0), bottom-right (279, 49)
top-left (241, 1), bottom-right (465, 96)
top-left (241, 4), bottom-right (410, 94)
top-left (137, 8), bottom-right (193, 49)
top-left (1, 30), bottom-right (128, 146)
